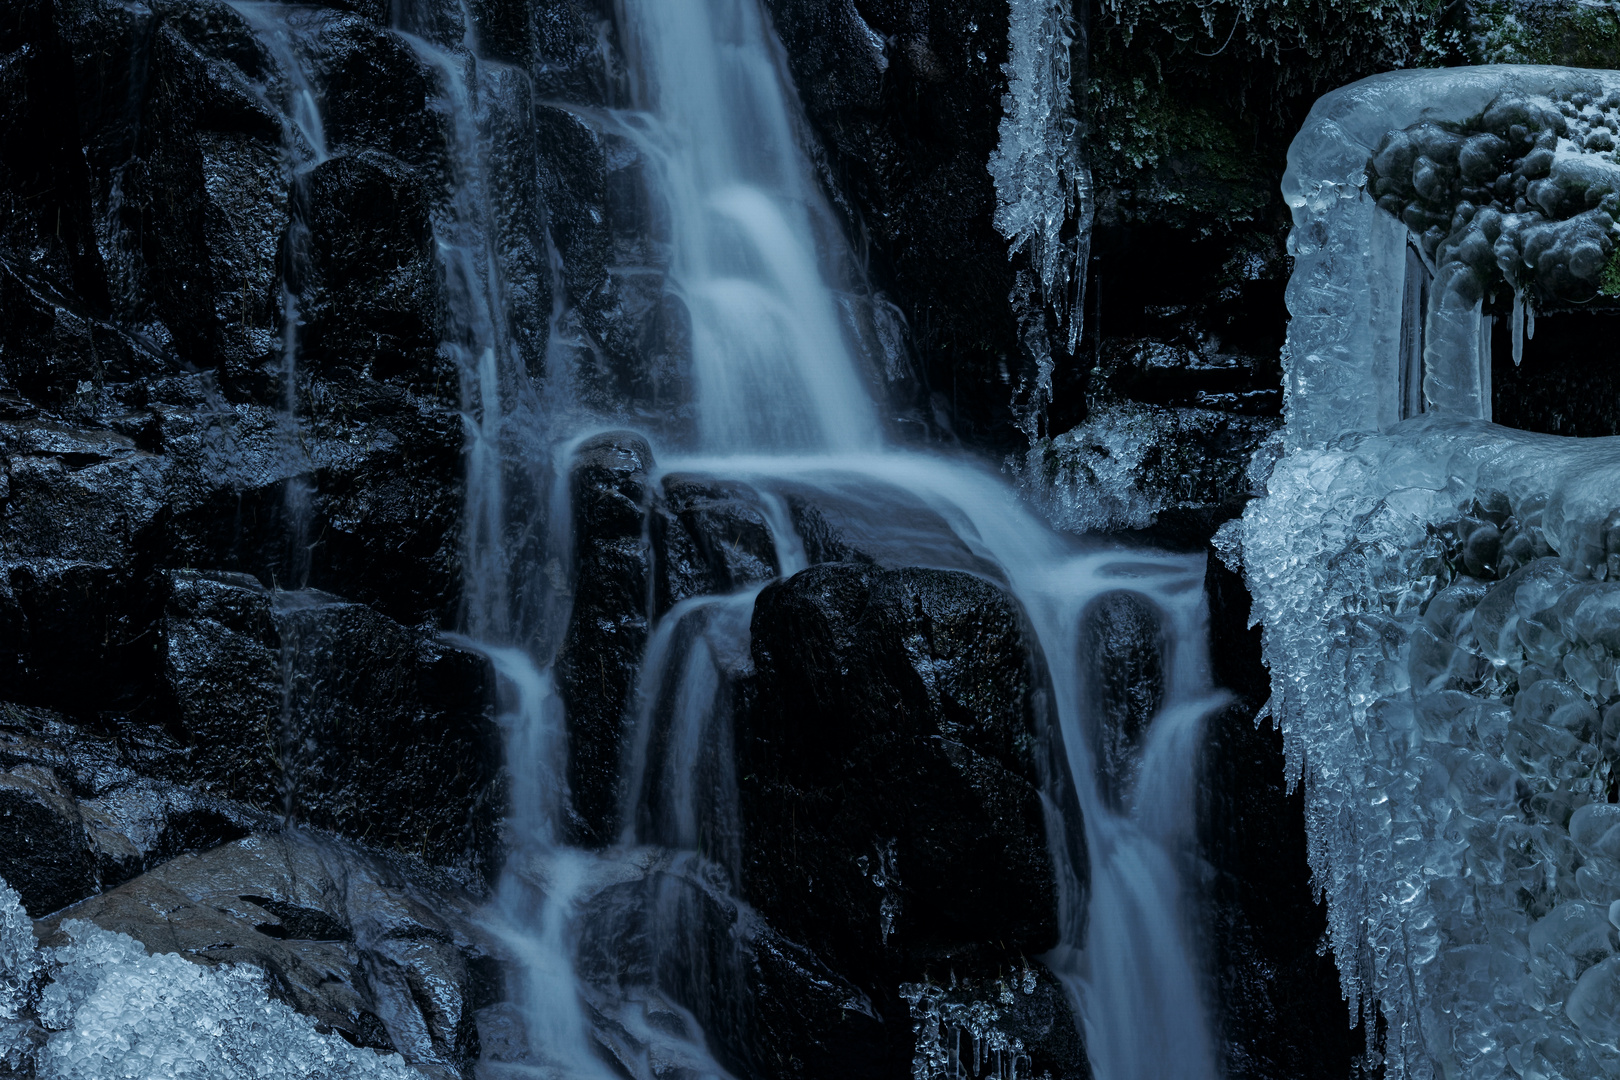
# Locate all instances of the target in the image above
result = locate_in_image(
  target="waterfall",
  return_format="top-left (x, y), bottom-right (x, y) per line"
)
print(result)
top-left (393, 1), bottom-right (1229, 1076)
top-left (612, 0), bottom-right (879, 453)
top-left (230, 2), bottom-right (327, 593)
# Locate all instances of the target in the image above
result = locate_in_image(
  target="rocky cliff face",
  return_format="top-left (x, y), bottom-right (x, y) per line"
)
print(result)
top-left (7, 0), bottom-right (1610, 1076)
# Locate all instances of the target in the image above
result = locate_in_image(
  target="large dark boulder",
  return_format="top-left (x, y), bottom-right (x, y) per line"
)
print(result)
top-left (555, 430), bottom-right (656, 846)
top-left (740, 563), bottom-right (1061, 976)
top-left (163, 570), bottom-right (504, 876)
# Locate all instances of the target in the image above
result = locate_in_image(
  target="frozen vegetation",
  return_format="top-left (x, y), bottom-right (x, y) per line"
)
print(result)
top-left (1240, 65), bottom-right (1620, 1080)
top-left (0, 876), bottom-right (421, 1079)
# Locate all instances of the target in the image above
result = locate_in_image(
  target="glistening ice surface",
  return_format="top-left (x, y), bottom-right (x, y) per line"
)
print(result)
top-left (0, 876), bottom-right (421, 1079)
top-left (1240, 63), bottom-right (1620, 1080)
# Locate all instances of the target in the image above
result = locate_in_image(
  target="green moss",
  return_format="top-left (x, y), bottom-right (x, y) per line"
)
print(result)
top-left (1089, 73), bottom-right (1272, 233)
top-left (1599, 246), bottom-right (1620, 299)
top-left (1086, 0), bottom-right (1458, 236)
top-left (1466, 0), bottom-right (1620, 67)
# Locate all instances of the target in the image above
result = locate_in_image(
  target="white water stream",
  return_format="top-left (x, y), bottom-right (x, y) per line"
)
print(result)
top-left (230, 0), bottom-right (1230, 1076)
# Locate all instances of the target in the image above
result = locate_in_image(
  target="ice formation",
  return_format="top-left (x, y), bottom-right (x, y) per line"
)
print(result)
top-left (1242, 64), bottom-right (1620, 1080)
top-left (0, 876), bottom-right (422, 1079)
top-left (900, 977), bottom-right (1036, 1080)
top-left (1279, 65), bottom-right (1620, 444)
top-left (988, 0), bottom-right (1092, 435)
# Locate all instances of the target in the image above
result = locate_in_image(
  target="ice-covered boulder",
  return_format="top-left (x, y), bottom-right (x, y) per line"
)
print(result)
top-left (1240, 61), bottom-right (1620, 1080)
top-left (1241, 416), bottom-right (1620, 1080)
top-left (1281, 66), bottom-right (1620, 443)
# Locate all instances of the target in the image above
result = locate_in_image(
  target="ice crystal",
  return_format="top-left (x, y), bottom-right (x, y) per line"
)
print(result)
top-left (0, 874), bottom-right (421, 1079)
top-left (1242, 419), bottom-right (1620, 1080)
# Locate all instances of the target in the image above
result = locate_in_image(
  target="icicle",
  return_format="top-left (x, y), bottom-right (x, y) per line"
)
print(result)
top-left (1527, 300), bottom-right (1536, 341)
top-left (988, 0), bottom-right (1091, 420)
top-left (1512, 290), bottom-right (1525, 367)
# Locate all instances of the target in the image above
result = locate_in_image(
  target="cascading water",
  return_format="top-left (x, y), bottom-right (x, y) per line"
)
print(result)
top-left (116, 0), bottom-right (1229, 1075)
top-left (230, 1), bottom-right (328, 593)
top-left (428, 4), bottom-right (1233, 1078)
top-left (610, 0), bottom-right (879, 453)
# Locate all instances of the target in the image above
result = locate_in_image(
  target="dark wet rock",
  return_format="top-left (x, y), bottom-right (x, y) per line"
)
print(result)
top-left (556, 431), bottom-right (656, 847)
top-left (163, 571), bottom-right (503, 876)
top-left (155, 381), bottom-right (465, 627)
top-left (763, 0), bottom-right (1021, 447)
top-left (1080, 590), bottom-right (1165, 809)
top-left (1, 560), bottom-right (168, 720)
top-left (572, 857), bottom-right (888, 1080)
top-left (304, 12), bottom-right (448, 172)
top-left (778, 481), bottom-right (993, 577)
top-left (740, 563), bottom-right (1060, 980)
top-left (653, 474), bottom-right (779, 614)
top-left (299, 152), bottom-right (443, 383)
top-left (468, 0), bottom-right (613, 101)
top-left (0, 702), bottom-right (272, 909)
top-left (162, 569), bottom-right (285, 804)
top-left (0, 0), bottom-right (110, 356)
top-left (33, 833), bottom-right (503, 1078)
top-left (273, 592), bottom-right (501, 874)
top-left (0, 764), bottom-right (97, 917)
top-left (302, 381), bottom-right (465, 624)
top-left (1, 421), bottom-right (165, 563)
top-left (0, 416), bottom-right (170, 716)
top-left (747, 921), bottom-right (891, 1080)
top-left (1200, 553), bottom-right (1367, 1079)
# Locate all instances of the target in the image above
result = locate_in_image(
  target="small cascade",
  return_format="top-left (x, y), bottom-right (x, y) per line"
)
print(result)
top-left (619, 588), bottom-right (758, 872)
top-left (403, 31), bottom-right (526, 640)
top-left (230, 1), bottom-right (330, 592)
top-left (228, 4), bottom-right (333, 825)
top-left (611, 0), bottom-right (880, 453)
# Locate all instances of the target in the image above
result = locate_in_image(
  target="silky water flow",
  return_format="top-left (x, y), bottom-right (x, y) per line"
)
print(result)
top-left (222, 0), bottom-right (1231, 1076)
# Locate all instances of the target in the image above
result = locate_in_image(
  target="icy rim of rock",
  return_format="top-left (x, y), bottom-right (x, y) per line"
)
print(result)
top-left (0, 875), bottom-right (422, 1079)
top-left (1281, 65), bottom-right (1620, 445)
top-left (1240, 416), bottom-right (1620, 1080)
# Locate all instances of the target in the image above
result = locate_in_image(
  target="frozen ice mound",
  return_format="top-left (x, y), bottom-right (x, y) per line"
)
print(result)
top-left (0, 875), bottom-right (423, 1079)
top-left (1241, 417), bottom-right (1620, 1080)
top-left (1257, 68), bottom-right (1620, 1075)
top-left (1281, 65), bottom-right (1620, 445)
